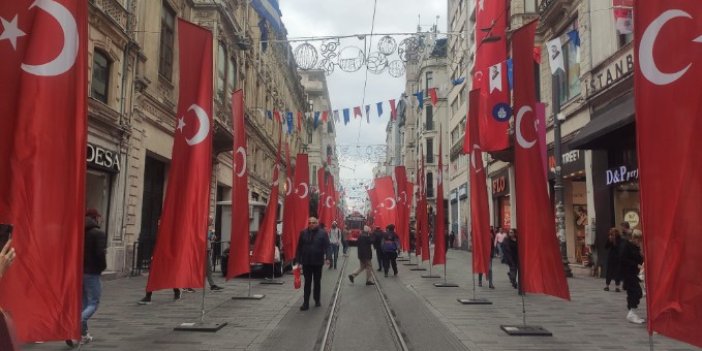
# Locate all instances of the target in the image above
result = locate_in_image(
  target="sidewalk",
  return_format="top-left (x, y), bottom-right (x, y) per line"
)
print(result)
top-left (393, 248), bottom-right (700, 351)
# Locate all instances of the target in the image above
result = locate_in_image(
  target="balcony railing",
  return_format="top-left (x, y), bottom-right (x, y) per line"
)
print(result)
top-left (90, 0), bottom-right (129, 29)
top-left (538, 0), bottom-right (557, 14)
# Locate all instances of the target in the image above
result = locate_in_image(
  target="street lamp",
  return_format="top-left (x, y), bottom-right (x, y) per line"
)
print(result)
top-left (552, 74), bottom-right (573, 278)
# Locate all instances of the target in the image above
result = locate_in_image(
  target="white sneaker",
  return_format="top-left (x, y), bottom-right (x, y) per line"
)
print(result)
top-left (627, 310), bottom-right (645, 324)
top-left (80, 333), bottom-right (93, 345)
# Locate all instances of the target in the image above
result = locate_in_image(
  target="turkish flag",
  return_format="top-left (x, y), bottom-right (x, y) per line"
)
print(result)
top-left (367, 188), bottom-right (382, 229)
top-left (394, 166), bottom-right (409, 251)
top-left (281, 143), bottom-right (295, 268)
top-left (428, 88), bottom-right (439, 107)
top-left (432, 137), bottom-right (446, 266)
top-left (374, 176), bottom-right (397, 231)
top-left (635, 2), bottom-right (702, 347)
top-left (467, 90), bottom-right (491, 275)
top-left (389, 99), bottom-right (397, 120)
top-left (418, 156), bottom-right (431, 262)
top-left (147, 19), bottom-right (213, 292)
top-left (473, 0), bottom-right (509, 151)
top-left (252, 131), bottom-right (282, 265)
top-left (227, 90), bottom-right (251, 279)
top-left (0, 0), bottom-right (87, 342)
top-left (405, 181), bottom-right (414, 251)
top-left (290, 153), bottom-right (310, 259)
top-left (513, 20), bottom-right (570, 300)
top-left (316, 168), bottom-right (327, 222)
top-left (323, 173), bottom-right (336, 226)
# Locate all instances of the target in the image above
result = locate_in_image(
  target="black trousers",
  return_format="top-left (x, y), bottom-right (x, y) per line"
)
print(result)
top-left (382, 251), bottom-right (398, 275)
top-left (623, 276), bottom-right (642, 309)
top-left (302, 264), bottom-right (323, 305)
top-left (375, 248), bottom-right (384, 270)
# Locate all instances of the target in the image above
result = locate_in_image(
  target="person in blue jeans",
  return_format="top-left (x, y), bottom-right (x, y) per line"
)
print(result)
top-left (67, 209), bottom-right (107, 347)
top-left (327, 222), bottom-right (341, 269)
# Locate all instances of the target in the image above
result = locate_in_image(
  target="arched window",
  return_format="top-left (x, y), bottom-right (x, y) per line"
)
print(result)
top-left (91, 49), bottom-right (111, 103)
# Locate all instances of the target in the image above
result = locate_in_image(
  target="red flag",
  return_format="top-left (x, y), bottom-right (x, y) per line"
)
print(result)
top-left (296, 111), bottom-right (303, 132)
top-left (146, 19), bottom-right (213, 292)
top-left (291, 153), bottom-right (310, 257)
top-left (252, 131), bottom-right (282, 264)
top-left (466, 90), bottom-right (491, 275)
top-left (227, 90), bottom-right (251, 279)
top-left (374, 176), bottom-right (397, 231)
top-left (322, 110), bottom-right (329, 122)
top-left (428, 88), bottom-right (438, 106)
top-left (419, 155), bottom-right (430, 262)
top-left (394, 166), bottom-right (409, 251)
top-left (282, 143), bottom-right (295, 267)
top-left (389, 99), bottom-right (397, 120)
top-left (432, 135), bottom-right (446, 266)
top-left (353, 106), bottom-right (362, 119)
top-left (405, 181), bottom-right (414, 252)
top-left (513, 20), bottom-right (570, 300)
top-left (635, 2), bottom-right (702, 347)
top-left (317, 168), bottom-right (327, 223)
top-left (533, 46), bottom-right (542, 64)
top-left (0, 0), bottom-right (87, 341)
top-left (274, 110), bottom-right (281, 123)
top-left (367, 188), bottom-right (382, 229)
top-left (323, 174), bottom-right (336, 226)
top-left (474, 0), bottom-right (509, 151)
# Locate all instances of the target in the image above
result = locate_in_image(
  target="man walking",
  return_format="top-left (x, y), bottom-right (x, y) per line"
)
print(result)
top-left (619, 229), bottom-right (645, 324)
top-left (381, 224), bottom-right (400, 277)
top-left (372, 226), bottom-right (385, 271)
top-left (295, 217), bottom-right (329, 311)
top-left (348, 226), bottom-right (374, 285)
top-left (328, 221), bottom-right (341, 269)
top-left (67, 209), bottom-right (107, 347)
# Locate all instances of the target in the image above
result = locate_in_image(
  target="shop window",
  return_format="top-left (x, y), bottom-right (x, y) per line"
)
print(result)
top-left (159, 2), bottom-right (175, 80)
top-left (91, 50), bottom-right (111, 103)
top-left (554, 20), bottom-right (581, 106)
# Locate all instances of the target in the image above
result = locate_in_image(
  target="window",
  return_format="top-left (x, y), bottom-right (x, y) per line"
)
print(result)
top-left (426, 138), bottom-right (434, 163)
top-left (425, 105), bottom-right (434, 131)
top-left (615, 8), bottom-right (634, 47)
top-left (217, 43), bottom-right (227, 98)
top-left (159, 2), bottom-right (176, 80)
top-left (425, 71), bottom-right (433, 92)
top-left (524, 0), bottom-right (537, 12)
top-left (426, 172), bottom-right (434, 198)
top-left (91, 50), bottom-right (110, 103)
top-left (312, 166), bottom-right (317, 185)
top-left (450, 97), bottom-right (458, 116)
top-left (227, 57), bottom-right (236, 92)
top-left (554, 20), bottom-right (581, 106)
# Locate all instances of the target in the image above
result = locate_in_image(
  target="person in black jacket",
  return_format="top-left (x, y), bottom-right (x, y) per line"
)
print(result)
top-left (372, 226), bottom-right (385, 271)
top-left (295, 217), bottom-right (330, 311)
top-left (348, 226), bottom-right (374, 285)
top-left (381, 224), bottom-right (400, 277)
top-left (619, 229), bottom-right (645, 324)
top-left (502, 229), bottom-right (519, 290)
top-left (68, 209), bottom-right (107, 346)
top-left (604, 228), bottom-right (622, 292)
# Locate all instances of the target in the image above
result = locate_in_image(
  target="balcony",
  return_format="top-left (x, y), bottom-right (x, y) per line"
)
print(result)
top-left (90, 0), bottom-right (129, 29)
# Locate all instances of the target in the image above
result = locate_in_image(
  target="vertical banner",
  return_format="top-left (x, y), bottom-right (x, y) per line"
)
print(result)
top-left (513, 20), bottom-right (570, 300)
top-left (291, 153), bottom-right (310, 258)
top-left (432, 135), bottom-right (446, 266)
top-left (374, 176), bottom-right (398, 231)
top-left (282, 143), bottom-right (295, 267)
top-left (252, 131), bottom-right (282, 264)
top-left (467, 90), bottom-right (491, 275)
top-left (394, 166), bottom-right (408, 250)
top-left (405, 181), bottom-right (414, 253)
top-left (227, 90), bottom-right (251, 279)
top-left (0, 0), bottom-right (88, 341)
top-left (635, 2), bottom-right (702, 347)
top-left (147, 19), bottom-right (213, 292)
top-left (419, 155), bottom-right (430, 262)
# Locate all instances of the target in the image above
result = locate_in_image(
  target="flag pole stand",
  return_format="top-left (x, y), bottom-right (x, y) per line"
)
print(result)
top-left (175, 248), bottom-right (228, 332)
top-left (410, 257), bottom-right (426, 271)
top-left (403, 251), bottom-right (418, 266)
top-left (458, 257), bottom-right (492, 305)
top-left (421, 262), bottom-right (440, 278)
top-left (260, 263), bottom-right (284, 285)
top-left (433, 261), bottom-right (458, 287)
top-left (500, 267), bottom-right (551, 336)
top-left (231, 272), bottom-right (266, 300)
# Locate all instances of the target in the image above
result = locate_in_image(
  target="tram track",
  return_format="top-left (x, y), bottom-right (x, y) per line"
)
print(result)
top-left (319, 255), bottom-right (410, 351)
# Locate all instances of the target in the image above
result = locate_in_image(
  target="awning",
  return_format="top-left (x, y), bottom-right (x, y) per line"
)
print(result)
top-left (569, 95), bottom-right (635, 150)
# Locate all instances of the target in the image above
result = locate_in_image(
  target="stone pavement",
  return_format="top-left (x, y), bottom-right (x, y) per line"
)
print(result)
top-left (20, 249), bottom-right (702, 351)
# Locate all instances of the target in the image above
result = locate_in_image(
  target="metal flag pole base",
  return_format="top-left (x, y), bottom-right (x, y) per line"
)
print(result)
top-left (499, 325), bottom-right (552, 336)
top-left (433, 263), bottom-right (458, 287)
top-left (232, 273), bottom-right (266, 300)
top-left (411, 258), bottom-right (427, 271)
top-left (421, 264), bottom-right (440, 278)
top-left (260, 264), bottom-right (284, 285)
top-left (403, 252), bottom-right (417, 266)
top-left (457, 272), bottom-right (492, 304)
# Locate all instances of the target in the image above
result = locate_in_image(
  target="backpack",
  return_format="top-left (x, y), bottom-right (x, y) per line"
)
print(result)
top-left (382, 237), bottom-right (397, 252)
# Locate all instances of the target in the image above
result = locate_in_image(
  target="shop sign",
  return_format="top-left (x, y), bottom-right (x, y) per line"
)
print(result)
top-left (87, 143), bottom-right (121, 172)
top-left (491, 169), bottom-right (509, 197)
top-left (585, 48), bottom-right (634, 97)
top-left (606, 165), bottom-right (638, 185)
top-left (548, 148), bottom-right (584, 179)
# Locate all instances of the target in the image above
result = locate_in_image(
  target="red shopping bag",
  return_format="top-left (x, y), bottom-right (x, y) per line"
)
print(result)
top-left (293, 265), bottom-right (301, 289)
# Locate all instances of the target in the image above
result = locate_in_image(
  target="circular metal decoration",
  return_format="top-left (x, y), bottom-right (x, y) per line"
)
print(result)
top-left (338, 46), bottom-right (365, 72)
top-left (398, 37), bottom-right (420, 63)
top-left (492, 103), bottom-right (512, 122)
top-left (388, 60), bottom-right (405, 78)
top-left (377, 35), bottom-right (397, 56)
top-left (318, 58), bottom-right (335, 75)
top-left (320, 40), bottom-right (339, 58)
top-left (294, 43), bottom-right (318, 70)
top-left (366, 52), bottom-right (388, 74)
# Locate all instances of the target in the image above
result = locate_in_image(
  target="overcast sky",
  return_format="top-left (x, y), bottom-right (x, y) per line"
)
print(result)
top-left (278, 0), bottom-right (447, 208)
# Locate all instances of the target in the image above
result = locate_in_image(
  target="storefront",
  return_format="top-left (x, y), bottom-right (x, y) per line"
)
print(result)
top-left (491, 169), bottom-right (511, 230)
top-left (449, 183), bottom-right (468, 249)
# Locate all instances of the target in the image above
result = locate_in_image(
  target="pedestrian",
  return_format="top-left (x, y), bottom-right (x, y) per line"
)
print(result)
top-left (604, 228), bottom-right (622, 292)
top-left (327, 221), bottom-right (341, 269)
top-left (619, 228), bottom-right (645, 324)
top-left (295, 217), bottom-right (330, 311)
top-left (348, 225), bottom-right (375, 285)
top-left (502, 229), bottom-right (519, 290)
top-left (494, 227), bottom-right (506, 260)
top-left (478, 229), bottom-right (496, 289)
top-left (341, 227), bottom-right (349, 257)
top-left (184, 216), bottom-right (224, 292)
top-left (449, 230), bottom-right (456, 249)
top-left (381, 224), bottom-right (400, 277)
top-left (372, 226), bottom-right (385, 271)
top-left (66, 209), bottom-right (108, 347)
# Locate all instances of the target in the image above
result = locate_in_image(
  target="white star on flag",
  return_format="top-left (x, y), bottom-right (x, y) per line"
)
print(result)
top-left (0, 15), bottom-right (27, 50)
top-left (177, 117), bottom-right (186, 133)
